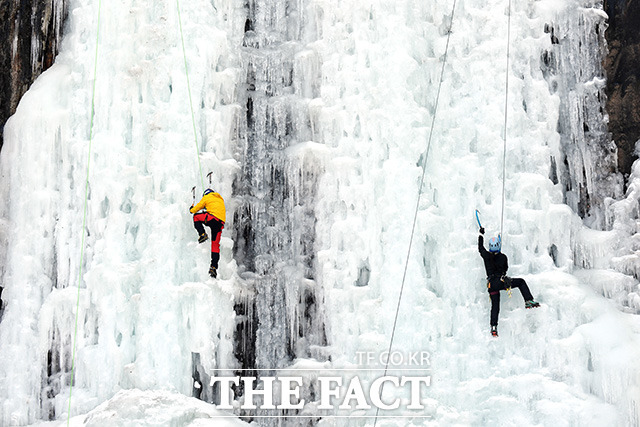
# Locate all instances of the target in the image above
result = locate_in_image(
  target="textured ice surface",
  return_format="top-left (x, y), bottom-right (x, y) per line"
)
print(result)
top-left (0, 0), bottom-right (638, 425)
top-left (30, 389), bottom-right (248, 426)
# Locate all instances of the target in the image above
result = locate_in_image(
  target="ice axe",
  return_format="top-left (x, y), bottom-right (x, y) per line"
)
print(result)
top-left (475, 209), bottom-right (482, 230)
top-left (206, 171), bottom-right (213, 186)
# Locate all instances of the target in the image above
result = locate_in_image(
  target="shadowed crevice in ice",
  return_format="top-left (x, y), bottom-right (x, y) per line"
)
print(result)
top-left (230, 0), bottom-right (328, 411)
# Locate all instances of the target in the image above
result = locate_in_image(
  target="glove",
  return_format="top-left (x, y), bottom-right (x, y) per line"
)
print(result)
top-left (479, 227), bottom-right (485, 235)
top-left (189, 205), bottom-right (194, 211)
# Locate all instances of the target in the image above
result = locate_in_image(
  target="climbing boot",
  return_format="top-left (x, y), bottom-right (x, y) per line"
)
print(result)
top-left (198, 233), bottom-right (209, 244)
top-left (209, 266), bottom-right (217, 278)
top-left (525, 300), bottom-right (540, 309)
top-left (491, 326), bottom-right (498, 337)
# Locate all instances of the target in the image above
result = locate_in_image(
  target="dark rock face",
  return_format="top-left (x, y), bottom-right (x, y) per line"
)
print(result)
top-left (0, 0), bottom-right (66, 150)
top-left (604, 0), bottom-right (640, 177)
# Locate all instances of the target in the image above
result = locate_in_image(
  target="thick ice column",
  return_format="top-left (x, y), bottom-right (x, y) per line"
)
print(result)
top-left (540, 1), bottom-right (622, 228)
top-left (231, 0), bottom-right (327, 377)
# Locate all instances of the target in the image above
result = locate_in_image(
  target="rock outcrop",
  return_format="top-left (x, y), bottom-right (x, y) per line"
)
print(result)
top-left (604, 0), bottom-right (640, 177)
top-left (0, 0), bottom-right (66, 150)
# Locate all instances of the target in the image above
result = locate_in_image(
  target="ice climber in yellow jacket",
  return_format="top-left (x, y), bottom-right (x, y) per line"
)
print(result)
top-left (190, 189), bottom-right (226, 278)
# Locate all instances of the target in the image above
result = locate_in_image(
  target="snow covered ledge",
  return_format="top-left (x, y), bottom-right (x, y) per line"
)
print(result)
top-left (38, 389), bottom-right (247, 427)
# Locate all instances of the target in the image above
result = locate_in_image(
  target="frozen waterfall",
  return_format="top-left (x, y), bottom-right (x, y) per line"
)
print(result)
top-left (0, 0), bottom-right (639, 425)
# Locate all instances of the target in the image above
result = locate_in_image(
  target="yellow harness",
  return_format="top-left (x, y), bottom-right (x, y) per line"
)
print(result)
top-left (487, 276), bottom-right (512, 298)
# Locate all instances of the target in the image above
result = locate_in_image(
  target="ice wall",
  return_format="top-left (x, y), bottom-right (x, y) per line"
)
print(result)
top-left (0, 0), bottom-right (243, 423)
top-left (311, 0), bottom-right (640, 424)
top-left (0, 0), bottom-right (639, 425)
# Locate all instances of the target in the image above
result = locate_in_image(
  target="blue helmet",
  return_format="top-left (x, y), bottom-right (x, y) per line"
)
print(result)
top-left (203, 189), bottom-right (214, 196)
top-left (488, 236), bottom-right (501, 253)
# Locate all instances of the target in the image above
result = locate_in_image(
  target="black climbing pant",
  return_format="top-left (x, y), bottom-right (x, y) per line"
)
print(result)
top-left (488, 277), bottom-right (533, 326)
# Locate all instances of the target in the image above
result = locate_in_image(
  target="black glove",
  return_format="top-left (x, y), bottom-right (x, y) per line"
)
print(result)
top-left (189, 205), bottom-right (194, 211)
top-left (479, 227), bottom-right (485, 235)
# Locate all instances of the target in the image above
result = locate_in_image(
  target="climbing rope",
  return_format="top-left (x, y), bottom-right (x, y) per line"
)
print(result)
top-left (500, 0), bottom-right (512, 240)
top-left (68, 1), bottom-right (102, 424)
top-left (176, 0), bottom-right (205, 190)
top-left (373, 1), bottom-right (457, 424)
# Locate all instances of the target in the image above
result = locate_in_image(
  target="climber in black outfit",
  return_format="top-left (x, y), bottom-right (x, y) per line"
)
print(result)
top-left (478, 227), bottom-right (539, 337)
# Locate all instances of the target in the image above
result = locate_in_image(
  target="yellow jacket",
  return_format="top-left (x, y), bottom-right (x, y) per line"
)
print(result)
top-left (190, 192), bottom-right (226, 223)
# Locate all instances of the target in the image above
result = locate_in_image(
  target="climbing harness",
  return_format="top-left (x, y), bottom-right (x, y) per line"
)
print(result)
top-left (487, 277), bottom-right (512, 298)
top-left (373, 1), bottom-right (458, 425)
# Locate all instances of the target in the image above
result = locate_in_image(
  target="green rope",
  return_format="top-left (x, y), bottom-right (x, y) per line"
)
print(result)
top-left (65, 2), bottom-right (204, 422)
top-left (67, 0), bottom-right (102, 424)
top-left (176, 0), bottom-right (205, 190)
